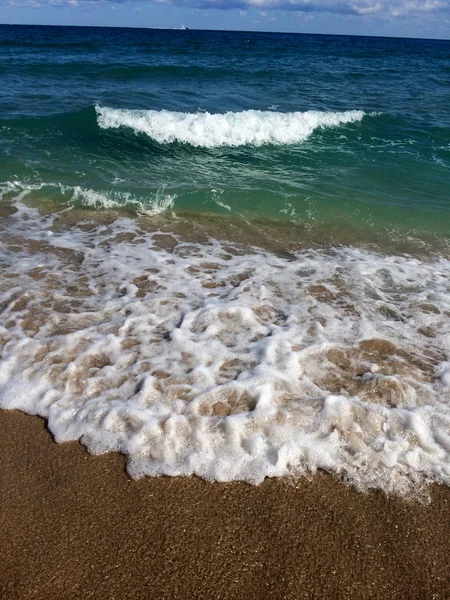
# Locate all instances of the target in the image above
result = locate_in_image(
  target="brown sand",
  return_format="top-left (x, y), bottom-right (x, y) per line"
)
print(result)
top-left (1, 410), bottom-right (449, 600)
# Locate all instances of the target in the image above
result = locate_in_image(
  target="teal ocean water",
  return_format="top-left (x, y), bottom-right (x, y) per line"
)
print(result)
top-left (1, 25), bottom-right (449, 494)
top-left (1, 25), bottom-right (449, 238)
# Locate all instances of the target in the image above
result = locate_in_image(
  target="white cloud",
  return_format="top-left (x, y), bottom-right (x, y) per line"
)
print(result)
top-left (5, 0), bottom-right (450, 18)
top-left (151, 0), bottom-right (450, 18)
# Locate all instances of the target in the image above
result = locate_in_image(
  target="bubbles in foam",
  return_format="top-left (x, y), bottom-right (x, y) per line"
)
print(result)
top-left (0, 199), bottom-right (449, 497)
top-left (95, 106), bottom-right (366, 148)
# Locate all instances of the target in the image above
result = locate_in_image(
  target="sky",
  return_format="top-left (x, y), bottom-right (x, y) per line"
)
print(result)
top-left (1, 0), bottom-right (450, 39)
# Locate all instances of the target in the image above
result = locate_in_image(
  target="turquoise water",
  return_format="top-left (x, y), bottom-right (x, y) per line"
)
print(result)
top-left (1, 25), bottom-right (449, 238)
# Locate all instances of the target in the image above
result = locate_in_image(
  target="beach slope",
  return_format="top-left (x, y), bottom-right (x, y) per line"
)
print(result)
top-left (1, 410), bottom-right (449, 600)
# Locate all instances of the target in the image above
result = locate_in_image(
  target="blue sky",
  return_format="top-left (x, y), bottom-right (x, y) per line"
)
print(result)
top-left (2, 1), bottom-right (450, 39)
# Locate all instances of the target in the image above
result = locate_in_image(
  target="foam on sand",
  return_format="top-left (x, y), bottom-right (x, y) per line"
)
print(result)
top-left (0, 198), bottom-right (449, 497)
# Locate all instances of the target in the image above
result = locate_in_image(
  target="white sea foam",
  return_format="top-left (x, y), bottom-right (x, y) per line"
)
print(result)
top-left (95, 106), bottom-right (366, 148)
top-left (0, 200), bottom-right (449, 496)
top-left (72, 186), bottom-right (176, 215)
top-left (0, 181), bottom-right (176, 216)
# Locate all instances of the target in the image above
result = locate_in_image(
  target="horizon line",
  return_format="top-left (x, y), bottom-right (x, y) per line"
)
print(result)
top-left (0, 22), bottom-right (449, 43)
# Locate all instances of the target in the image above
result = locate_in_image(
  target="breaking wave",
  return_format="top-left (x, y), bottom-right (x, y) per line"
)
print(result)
top-left (0, 181), bottom-right (176, 216)
top-left (96, 106), bottom-right (366, 148)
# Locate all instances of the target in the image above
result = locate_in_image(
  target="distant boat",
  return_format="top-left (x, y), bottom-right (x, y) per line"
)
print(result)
top-left (181, 25), bottom-right (189, 31)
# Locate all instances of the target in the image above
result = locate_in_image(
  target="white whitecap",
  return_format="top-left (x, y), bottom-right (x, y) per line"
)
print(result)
top-left (95, 106), bottom-right (366, 148)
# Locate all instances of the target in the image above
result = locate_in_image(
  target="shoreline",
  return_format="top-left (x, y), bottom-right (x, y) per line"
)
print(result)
top-left (1, 409), bottom-right (449, 600)
top-left (2, 192), bottom-right (450, 258)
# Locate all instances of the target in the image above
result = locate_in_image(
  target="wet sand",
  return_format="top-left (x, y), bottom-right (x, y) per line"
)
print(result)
top-left (1, 410), bottom-right (449, 600)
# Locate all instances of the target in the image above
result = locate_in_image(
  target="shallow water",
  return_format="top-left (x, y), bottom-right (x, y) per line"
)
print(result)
top-left (0, 199), bottom-right (449, 495)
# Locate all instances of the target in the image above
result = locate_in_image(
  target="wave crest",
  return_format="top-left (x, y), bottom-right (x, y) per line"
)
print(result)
top-left (96, 106), bottom-right (366, 148)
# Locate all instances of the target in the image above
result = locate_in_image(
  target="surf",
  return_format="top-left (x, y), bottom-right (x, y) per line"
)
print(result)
top-left (95, 106), bottom-right (367, 148)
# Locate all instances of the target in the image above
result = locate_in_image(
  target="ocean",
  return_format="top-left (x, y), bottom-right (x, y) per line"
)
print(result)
top-left (0, 24), bottom-right (449, 496)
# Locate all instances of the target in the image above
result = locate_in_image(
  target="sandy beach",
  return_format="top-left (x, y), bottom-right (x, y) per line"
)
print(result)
top-left (1, 409), bottom-right (449, 600)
